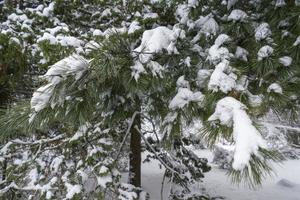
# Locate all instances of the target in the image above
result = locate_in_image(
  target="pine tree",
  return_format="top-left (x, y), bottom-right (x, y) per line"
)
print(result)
top-left (0, 0), bottom-right (299, 199)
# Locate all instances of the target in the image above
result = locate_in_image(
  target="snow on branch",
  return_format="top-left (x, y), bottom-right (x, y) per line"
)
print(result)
top-left (30, 54), bottom-right (90, 114)
top-left (208, 97), bottom-right (267, 170)
top-left (133, 26), bottom-right (184, 63)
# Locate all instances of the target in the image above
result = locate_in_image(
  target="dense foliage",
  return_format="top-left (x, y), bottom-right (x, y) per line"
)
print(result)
top-left (0, 0), bottom-right (300, 199)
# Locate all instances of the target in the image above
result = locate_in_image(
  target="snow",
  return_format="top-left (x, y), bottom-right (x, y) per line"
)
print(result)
top-left (140, 151), bottom-right (300, 200)
top-left (255, 23), bottom-right (272, 41)
top-left (37, 33), bottom-right (84, 48)
top-left (257, 45), bottom-right (274, 61)
top-left (118, 183), bottom-right (138, 200)
top-left (214, 34), bottom-right (230, 47)
top-left (28, 168), bottom-right (39, 186)
top-left (208, 61), bottom-right (237, 93)
top-left (176, 75), bottom-right (190, 88)
top-left (208, 97), bottom-right (267, 170)
top-left (44, 54), bottom-right (89, 83)
top-left (176, 4), bottom-right (190, 24)
top-left (147, 61), bottom-right (164, 78)
top-left (30, 84), bottom-right (54, 112)
top-left (235, 46), bottom-right (249, 61)
top-left (227, 0), bottom-right (238, 9)
top-left (267, 83), bottom-right (283, 94)
top-left (203, 159), bottom-right (300, 200)
top-left (197, 69), bottom-right (212, 88)
top-left (247, 92), bottom-right (263, 107)
top-left (93, 29), bottom-right (103, 36)
top-left (42, 2), bottom-right (55, 17)
top-left (134, 26), bottom-right (179, 63)
top-left (143, 13), bottom-right (159, 19)
top-left (97, 166), bottom-right (112, 188)
top-left (128, 21), bottom-right (141, 34)
top-left (195, 15), bottom-right (219, 36)
top-left (275, 0), bottom-right (286, 7)
top-left (64, 183), bottom-right (82, 199)
top-left (46, 26), bottom-right (69, 35)
top-left (208, 45), bottom-right (230, 64)
top-left (30, 54), bottom-right (89, 113)
top-left (228, 9), bottom-right (248, 22)
top-left (56, 36), bottom-right (84, 48)
top-left (70, 124), bottom-right (90, 142)
top-left (188, 0), bottom-right (199, 7)
top-left (208, 35), bottom-right (231, 64)
top-left (37, 32), bottom-right (57, 45)
top-left (131, 61), bottom-right (145, 81)
top-left (169, 88), bottom-right (204, 110)
top-left (293, 36), bottom-right (300, 46)
top-left (50, 155), bottom-right (64, 173)
top-left (279, 56), bottom-right (292, 66)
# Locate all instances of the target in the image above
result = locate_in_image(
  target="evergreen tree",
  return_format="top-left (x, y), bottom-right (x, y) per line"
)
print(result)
top-left (0, 0), bottom-right (299, 199)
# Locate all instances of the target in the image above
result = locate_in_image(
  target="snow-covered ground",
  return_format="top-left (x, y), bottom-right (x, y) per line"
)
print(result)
top-left (141, 150), bottom-right (300, 200)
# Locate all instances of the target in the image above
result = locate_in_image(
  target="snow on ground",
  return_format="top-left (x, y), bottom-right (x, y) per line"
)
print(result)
top-left (141, 150), bottom-right (300, 200)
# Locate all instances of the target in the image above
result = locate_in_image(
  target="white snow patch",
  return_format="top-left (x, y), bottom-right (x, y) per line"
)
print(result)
top-left (128, 21), bottom-right (141, 34)
top-left (50, 155), bottom-right (64, 173)
top-left (257, 45), bottom-right (274, 61)
top-left (255, 23), bottom-right (272, 41)
top-left (275, 0), bottom-right (286, 7)
top-left (208, 61), bottom-right (237, 93)
top-left (195, 15), bottom-right (219, 36)
top-left (293, 36), bottom-right (300, 46)
top-left (235, 46), bottom-right (249, 61)
top-left (93, 29), bottom-right (104, 36)
top-left (169, 88), bottom-right (204, 110)
top-left (131, 61), bottom-right (146, 81)
top-left (228, 9), bottom-right (248, 22)
top-left (64, 183), bottom-right (81, 199)
top-left (208, 34), bottom-right (231, 64)
top-left (279, 56), bottom-right (292, 66)
top-left (134, 26), bottom-right (179, 63)
top-left (143, 13), bottom-right (158, 19)
top-left (197, 69), bottom-right (212, 88)
top-left (37, 32), bottom-right (57, 45)
top-left (267, 83), bottom-right (283, 94)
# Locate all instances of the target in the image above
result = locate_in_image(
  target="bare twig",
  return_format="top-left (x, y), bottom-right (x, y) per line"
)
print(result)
top-left (134, 126), bottom-right (180, 176)
top-left (113, 111), bottom-right (140, 163)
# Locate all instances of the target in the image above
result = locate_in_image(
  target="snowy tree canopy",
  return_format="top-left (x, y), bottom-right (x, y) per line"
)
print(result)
top-left (0, 0), bottom-right (300, 199)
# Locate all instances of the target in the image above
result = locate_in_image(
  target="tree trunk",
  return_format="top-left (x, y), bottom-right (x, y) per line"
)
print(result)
top-left (128, 111), bottom-right (141, 188)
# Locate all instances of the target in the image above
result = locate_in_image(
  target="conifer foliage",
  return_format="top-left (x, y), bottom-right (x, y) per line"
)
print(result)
top-left (0, 0), bottom-right (299, 199)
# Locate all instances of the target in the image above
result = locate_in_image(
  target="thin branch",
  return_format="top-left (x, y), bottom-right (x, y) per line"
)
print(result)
top-left (140, 113), bottom-right (160, 143)
top-left (112, 111), bottom-right (140, 165)
top-left (134, 126), bottom-right (180, 176)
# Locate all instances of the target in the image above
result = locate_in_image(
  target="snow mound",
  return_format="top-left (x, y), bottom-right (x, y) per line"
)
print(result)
top-left (169, 88), bottom-right (203, 110)
top-left (267, 83), bottom-right (283, 94)
top-left (169, 76), bottom-right (204, 110)
top-left (195, 15), bottom-right (219, 36)
top-left (257, 45), bottom-right (273, 61)
top-left (134, 26), bottom-right (182, 63)
top-left (279, 56), bottom-right (292, 66)
top-left (235, 46), bottom-right (249, 61)
top-left (208, 34), bottom-right (231, 63)
top-left (208, 61), bottom-right (237, 93)
top-left (255, 23), bottom-right (272, 41)
top-left (228, 9), bottom-right (248, 22)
